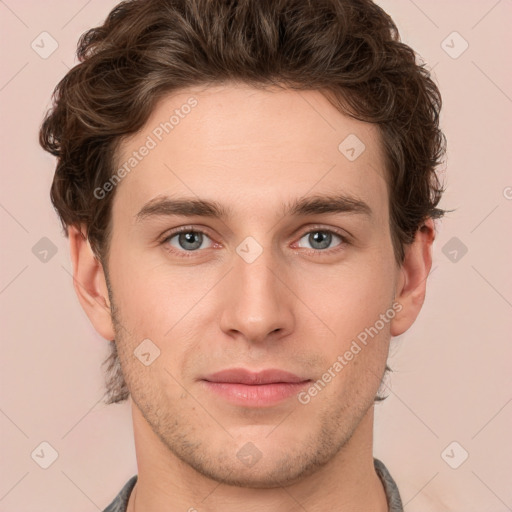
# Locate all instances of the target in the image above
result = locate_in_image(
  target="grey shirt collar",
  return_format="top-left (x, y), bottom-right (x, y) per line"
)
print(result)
top-left (103, 458), bottom-right (403, 511)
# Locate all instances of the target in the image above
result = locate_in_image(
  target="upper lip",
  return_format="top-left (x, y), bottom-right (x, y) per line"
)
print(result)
top-left (202, 368), bottom-right (310, 385)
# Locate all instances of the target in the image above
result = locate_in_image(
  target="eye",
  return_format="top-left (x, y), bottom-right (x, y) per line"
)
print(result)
top-left (296, 229), bottom-right (346, 252)
top-left (163, 228), bottom-right (214, 253)
top-left (160, 226), bottom-right (349, 258)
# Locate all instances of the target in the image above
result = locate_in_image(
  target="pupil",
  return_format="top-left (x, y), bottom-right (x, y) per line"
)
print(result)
top-left (180, 232), bottom-right (201, 250)
top-left (311, 231), bottom-right (330, 249)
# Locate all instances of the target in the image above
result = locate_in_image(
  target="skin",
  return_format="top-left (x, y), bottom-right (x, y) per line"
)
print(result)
top-left (69, 83), bottom-right (434, 511)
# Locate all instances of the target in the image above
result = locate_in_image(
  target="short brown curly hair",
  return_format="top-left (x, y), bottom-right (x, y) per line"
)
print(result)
top-left (39, 0), bottom-right (446, 404)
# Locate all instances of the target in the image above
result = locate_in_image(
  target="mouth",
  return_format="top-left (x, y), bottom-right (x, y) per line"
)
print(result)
top-left (200, 368), bottom-right (312, 407)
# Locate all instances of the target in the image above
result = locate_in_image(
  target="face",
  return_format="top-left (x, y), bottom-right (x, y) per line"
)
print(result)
top-left (103, 83), bottom-right (401, 487)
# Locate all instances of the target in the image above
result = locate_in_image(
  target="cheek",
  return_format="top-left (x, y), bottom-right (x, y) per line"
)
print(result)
top-left (110, 253), bottom-right (214, 345)
top-left (298, 252), bottom-right (395, 334)
top-left (299, 255), bottom-right (396, 391)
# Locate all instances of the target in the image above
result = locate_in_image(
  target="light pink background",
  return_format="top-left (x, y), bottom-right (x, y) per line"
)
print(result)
top-left (1, 1), bottom-right (511, 510)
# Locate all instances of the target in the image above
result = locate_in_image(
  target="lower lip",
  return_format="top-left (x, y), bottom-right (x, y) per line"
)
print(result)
top-left (201, 380), bottom-right (311, 407)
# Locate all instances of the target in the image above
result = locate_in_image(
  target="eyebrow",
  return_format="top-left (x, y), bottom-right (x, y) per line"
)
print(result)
top-left (135, 193), bottom-right (372, 223)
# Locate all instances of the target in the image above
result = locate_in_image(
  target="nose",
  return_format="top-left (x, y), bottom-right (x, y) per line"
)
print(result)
top-left (218, 246), bottom-right (295, 345)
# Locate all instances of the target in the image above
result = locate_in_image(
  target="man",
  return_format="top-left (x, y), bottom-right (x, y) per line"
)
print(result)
top-left (39, 0), bottom-right (446, 510)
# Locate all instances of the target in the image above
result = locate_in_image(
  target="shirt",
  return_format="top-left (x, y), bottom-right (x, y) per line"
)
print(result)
top-left (103, 458), bottom-right (403, 511)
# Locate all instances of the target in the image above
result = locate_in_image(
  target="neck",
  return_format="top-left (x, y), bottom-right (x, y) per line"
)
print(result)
top-left (127, 402), bottom-right (388, 512)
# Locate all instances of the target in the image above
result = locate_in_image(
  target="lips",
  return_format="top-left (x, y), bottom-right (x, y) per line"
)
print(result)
top-left (200, 368), bottom-right (311, 407)
top-left (202, 368), bottom-right (310, 385)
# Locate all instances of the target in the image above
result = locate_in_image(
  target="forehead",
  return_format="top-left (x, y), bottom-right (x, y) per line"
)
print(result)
top-left (113, 83), bottom-right (388, 221)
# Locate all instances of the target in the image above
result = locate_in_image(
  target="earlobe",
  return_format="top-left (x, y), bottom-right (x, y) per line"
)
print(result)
top-left (68, 225), bottom-right (115, 340)
top-left (390, 218), bottom-right (435, 337)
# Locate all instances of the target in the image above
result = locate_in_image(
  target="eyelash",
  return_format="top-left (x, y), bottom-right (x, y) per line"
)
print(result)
top-left (160, 225), bottom-right (350, 258)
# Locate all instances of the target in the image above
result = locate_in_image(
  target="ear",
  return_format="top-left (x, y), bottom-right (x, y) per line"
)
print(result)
top-left (68, 225), bottom-right (115, 341)
top-left (390, 218), bottom-right (435, 337)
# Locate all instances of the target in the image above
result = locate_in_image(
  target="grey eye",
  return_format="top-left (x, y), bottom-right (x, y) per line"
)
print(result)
top-left (297, 231), bottom-right (342, 250)
top-left (168, 231), bottom-right (211, 251)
